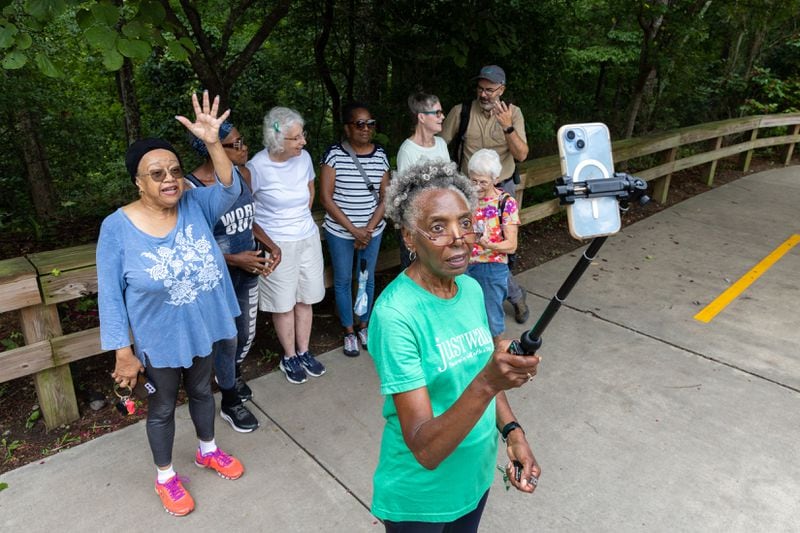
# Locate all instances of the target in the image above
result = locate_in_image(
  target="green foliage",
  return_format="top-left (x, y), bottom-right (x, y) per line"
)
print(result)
top-left (1, 436), bottom-right (22, 464)
top-left (1, 330), bottom-right (22, 350)
top-left (25, 405), bottom-right (40, 430)
top-left (0, 0), bottom-right (799, 242)
top-left (740, 67), bottom-right (800, 114)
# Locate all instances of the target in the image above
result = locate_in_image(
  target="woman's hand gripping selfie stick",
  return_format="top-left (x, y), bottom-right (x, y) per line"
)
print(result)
top-left (509, 173), bottom-right (650, 356)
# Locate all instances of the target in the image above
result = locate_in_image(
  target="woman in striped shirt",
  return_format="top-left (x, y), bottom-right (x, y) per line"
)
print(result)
top-left (320, 102), bottom-right (391, 358)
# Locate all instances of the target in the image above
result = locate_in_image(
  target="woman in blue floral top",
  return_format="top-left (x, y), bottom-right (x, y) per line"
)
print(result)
top-left (97, 92), bottom-right (245, 517)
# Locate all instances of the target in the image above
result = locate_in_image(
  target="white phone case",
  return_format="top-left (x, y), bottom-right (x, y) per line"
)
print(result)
top-left (557, 123), bottom-right (621, 239)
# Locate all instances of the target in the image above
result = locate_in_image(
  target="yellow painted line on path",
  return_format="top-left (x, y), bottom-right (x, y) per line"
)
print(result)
top-left (694, 234), bottom-right (800, 323)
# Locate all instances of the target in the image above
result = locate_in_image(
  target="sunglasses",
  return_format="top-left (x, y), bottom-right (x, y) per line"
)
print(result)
top-left (349, 119), bottom-right (377, 130)
top-left (138, 166), bottom-right (184, 182)
top-left (222, 137), bottom-right (245, 151)
top-left (420, 110), bottom-right (445, 118)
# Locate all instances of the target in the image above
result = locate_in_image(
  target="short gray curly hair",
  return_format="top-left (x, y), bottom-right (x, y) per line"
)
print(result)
top-left (385, 160), bottom-right (477, 230)
top-left (263, 106), bottom-right (305, 152)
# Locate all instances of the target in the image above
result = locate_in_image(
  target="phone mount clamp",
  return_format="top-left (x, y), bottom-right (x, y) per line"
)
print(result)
top-left (509, 173), bottom-right (650, 355)
top-left (555, 172), bottom-right (650, 209)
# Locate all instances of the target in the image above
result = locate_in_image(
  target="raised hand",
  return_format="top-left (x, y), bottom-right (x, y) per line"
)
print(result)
top-left (175, 91), bottom-right (231, 146)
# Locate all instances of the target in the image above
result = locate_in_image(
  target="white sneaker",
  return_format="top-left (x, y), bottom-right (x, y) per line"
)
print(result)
top-left (343, 333), bottom-right (360, 357)
top-left (356, 328), bottom-right (368, 348)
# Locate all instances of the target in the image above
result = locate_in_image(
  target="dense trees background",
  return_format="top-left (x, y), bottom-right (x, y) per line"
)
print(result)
top-left (0, 0), bottom-right (798, 252)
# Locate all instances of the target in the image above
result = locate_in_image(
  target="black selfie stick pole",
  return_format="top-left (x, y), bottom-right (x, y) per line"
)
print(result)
top-left (509, 236), bottom-right (607, 355)
top-left (508, 172), bottom-right (649, 356)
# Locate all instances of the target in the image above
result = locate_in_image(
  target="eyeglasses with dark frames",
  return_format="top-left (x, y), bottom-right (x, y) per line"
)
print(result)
top-left (138, 166), bottom-right (184, 182)
top-left (349, 119), bottom-right (377, 130)
top-left (414, 225), bottom-right (480, 247)
top-left (477, 84), bottom-right (503, 96)
top-left (222, 137), bottom-right (245, 151)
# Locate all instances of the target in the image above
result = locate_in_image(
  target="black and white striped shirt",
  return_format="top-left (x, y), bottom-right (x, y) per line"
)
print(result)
top-left (320, 143), bottom-right (389, 239)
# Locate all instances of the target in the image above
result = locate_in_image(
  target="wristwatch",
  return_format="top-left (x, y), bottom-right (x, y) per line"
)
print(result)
top-left (500, 421), bottom-right (524, 441)
top-left (503, 126), bottom-right (515, 135)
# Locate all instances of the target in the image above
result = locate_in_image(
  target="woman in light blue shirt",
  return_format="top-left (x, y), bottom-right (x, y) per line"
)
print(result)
top-left (97, 92), bottom-right (245, 517)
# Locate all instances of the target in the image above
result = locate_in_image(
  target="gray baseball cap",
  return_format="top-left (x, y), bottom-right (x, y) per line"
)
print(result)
top-left (474, 65), bottom-right (506, 85)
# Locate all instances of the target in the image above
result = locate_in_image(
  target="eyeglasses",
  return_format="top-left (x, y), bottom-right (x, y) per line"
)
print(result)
top-left (477, 84), bottom-right (503, 96)
top-left (420, 110), bottom-right (445, 117)
top-left (349, 119), bottom-right (377, 130)
top-left (138, 166), bottom-right (184, 182)
top-left (284, 131), bottom-right (308, 142)
top-left (415, 225), bottom-right (480, 247)
top-left (222, 137), bottom-right (245, 151)
top-left (470, 179), bottom-right (493, 187)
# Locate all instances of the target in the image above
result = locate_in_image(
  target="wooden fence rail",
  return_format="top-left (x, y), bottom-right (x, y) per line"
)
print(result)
top-left (1, 112), bottom-right (799, 429)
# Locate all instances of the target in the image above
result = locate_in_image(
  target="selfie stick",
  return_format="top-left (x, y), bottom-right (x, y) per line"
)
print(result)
top-left (509, 173), bottom-right (649, 355)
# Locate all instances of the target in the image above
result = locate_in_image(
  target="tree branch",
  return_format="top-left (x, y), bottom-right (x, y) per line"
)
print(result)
top-left (226, 0), bottom-right (292, 82)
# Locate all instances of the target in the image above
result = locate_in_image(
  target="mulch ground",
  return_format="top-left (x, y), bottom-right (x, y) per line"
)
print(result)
top-left (0, 155), bottom-right (789, 475)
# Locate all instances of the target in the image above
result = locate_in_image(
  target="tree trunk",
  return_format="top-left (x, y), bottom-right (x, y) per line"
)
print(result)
top-left (624, 66), bottom-right (656, 138)
top-left (115, 57), bottom-right (141, 145)
top-left (315, 0), bottom-right (341, 131)
top-left (15, 108), bottom-right (56, 219)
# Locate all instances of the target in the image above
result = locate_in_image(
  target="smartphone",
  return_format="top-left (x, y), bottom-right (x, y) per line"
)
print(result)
top-left (557, 123), bottom-right (621, 239)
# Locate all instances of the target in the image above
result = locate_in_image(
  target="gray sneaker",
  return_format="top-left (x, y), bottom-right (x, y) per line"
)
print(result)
top-left (343, 333), bottom-right (360, 357)
top-left (356, 327), bottom-right (368, 348)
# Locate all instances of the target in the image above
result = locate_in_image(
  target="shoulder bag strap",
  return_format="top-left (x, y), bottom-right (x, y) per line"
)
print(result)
top-left (454, 100), bottom-right (472, 167)
top-left (340, 140), bottom-right (379, 202)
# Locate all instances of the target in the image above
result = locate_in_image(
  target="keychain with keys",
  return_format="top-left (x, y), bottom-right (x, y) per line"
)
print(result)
top-left (113, 383), bottom-right (136, 416)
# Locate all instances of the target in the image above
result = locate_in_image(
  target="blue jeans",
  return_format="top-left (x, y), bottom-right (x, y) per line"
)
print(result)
top-left (467, 262), bottom-right (509, 337)
top-left (213, 267), bottom-right (259, 390)
top-left (499, 178), bottom-right (524, 305)
top-left (325, 228), bottom-right (382, 328)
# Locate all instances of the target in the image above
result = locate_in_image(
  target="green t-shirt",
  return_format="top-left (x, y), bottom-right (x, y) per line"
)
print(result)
top-left (368, 272), bottom-right (497, 522)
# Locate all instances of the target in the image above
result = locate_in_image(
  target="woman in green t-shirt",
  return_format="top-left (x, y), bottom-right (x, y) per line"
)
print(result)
top-left (368, 160), bottom-right (542, 530)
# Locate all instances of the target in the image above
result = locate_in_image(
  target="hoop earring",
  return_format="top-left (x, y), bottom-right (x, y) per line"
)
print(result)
top-left (409, 251), bottom-right (417, 262)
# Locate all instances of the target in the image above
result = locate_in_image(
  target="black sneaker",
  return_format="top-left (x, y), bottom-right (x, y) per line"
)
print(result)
top-left (220, 403), bottom-right (259, 433)
top-left (296, 351), bottom-right (326, 377)
top-left (234, 376), bottom-right (253, 403)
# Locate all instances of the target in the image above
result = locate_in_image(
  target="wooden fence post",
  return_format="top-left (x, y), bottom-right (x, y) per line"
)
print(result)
top-left (785, 124), bottom-right (800, 166)
top-left (514, 167), bottom-right (527, 207)
top-left (19, 303), bottom-right (79, 429)
top-left (743, 128), bottom-right (759, 172)
top-left (652, 147), bottom-right (677, 204)
top-left (706, 136), bottom-right (724, 186)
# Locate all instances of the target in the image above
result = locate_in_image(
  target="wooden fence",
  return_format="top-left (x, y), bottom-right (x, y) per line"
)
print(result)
top-left (1, 112), bottom-right (799, 429)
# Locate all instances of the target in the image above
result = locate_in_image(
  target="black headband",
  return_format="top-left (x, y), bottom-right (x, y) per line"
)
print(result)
top-left (125, 138), bottom-right (181, 184)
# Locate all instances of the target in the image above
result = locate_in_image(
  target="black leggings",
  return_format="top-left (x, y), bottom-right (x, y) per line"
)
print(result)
top-left (383, 490), bottom-right (489, 533)
top-left (145, 354), bottom-right (215, 467)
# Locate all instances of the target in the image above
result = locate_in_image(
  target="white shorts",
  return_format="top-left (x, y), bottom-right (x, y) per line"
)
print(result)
top-left (258, 229), bottom-right (326, 313)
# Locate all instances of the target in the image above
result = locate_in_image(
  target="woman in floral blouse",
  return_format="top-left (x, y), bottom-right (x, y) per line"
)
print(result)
top-left (466, 149), bottom-right (521, 344)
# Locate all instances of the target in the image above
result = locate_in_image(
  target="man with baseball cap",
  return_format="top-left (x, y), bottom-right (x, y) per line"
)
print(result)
top-left (441, 64), bottom-right (530, 323)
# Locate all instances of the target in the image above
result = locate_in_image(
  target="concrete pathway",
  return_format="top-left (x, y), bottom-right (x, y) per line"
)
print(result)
top-left (1, 167), bottom-right (798, 532)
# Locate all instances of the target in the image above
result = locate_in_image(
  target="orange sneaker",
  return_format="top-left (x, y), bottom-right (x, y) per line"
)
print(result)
top-left (194, 447), bottom-right (244, 480)
top-left (155, 475), bottom-right (194, 516)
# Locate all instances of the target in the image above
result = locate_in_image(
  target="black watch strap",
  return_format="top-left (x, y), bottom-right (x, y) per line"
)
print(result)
top-left (500, 421), bottom-right (524, 441)
top-left (503, 125), bottom-right (515, 134)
